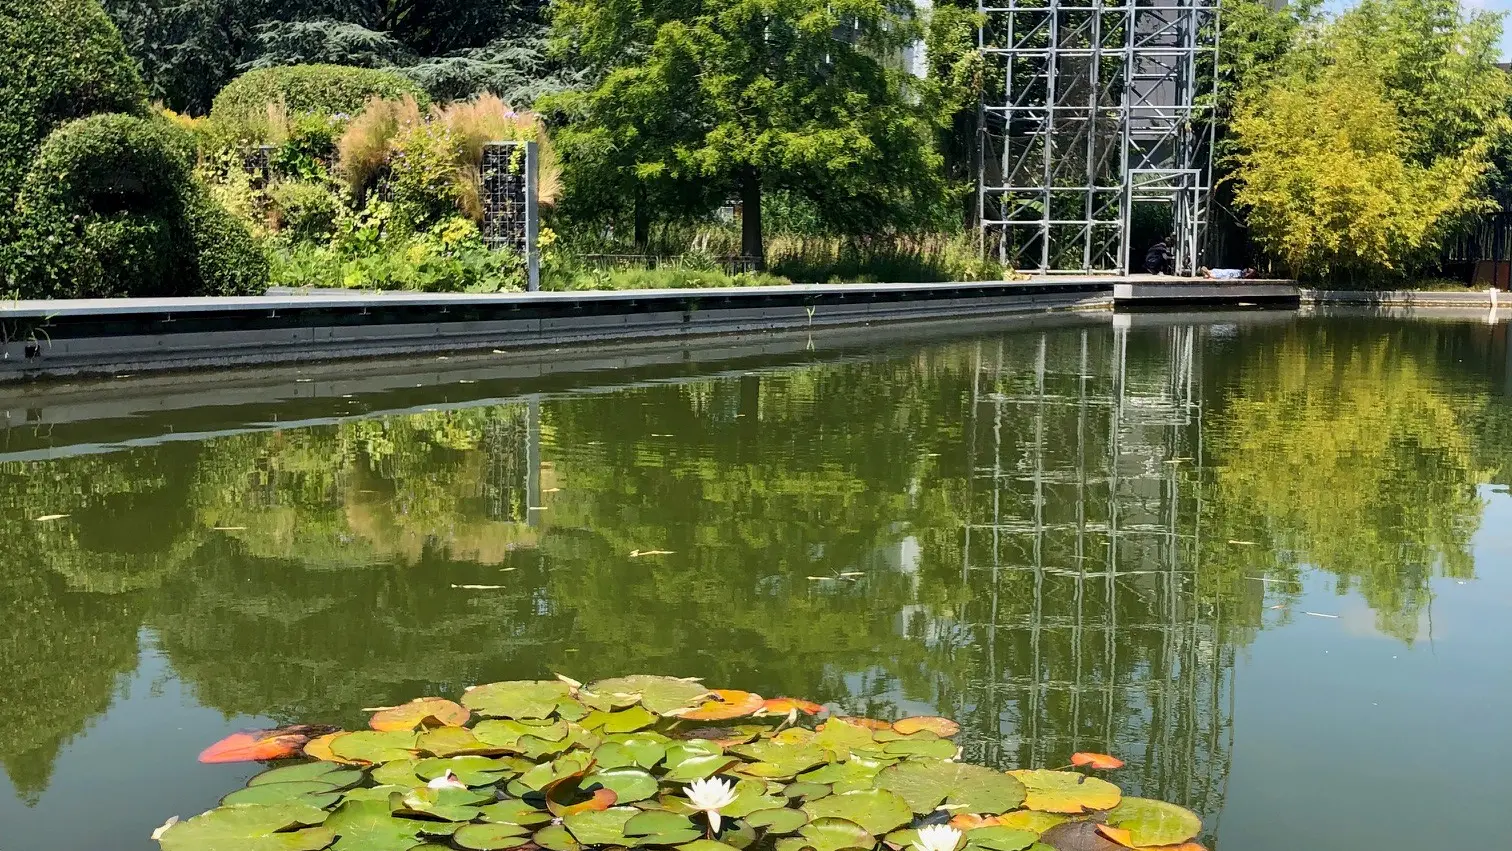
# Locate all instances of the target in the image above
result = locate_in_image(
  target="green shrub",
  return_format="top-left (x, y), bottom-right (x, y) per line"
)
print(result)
top-left (268, 180), bottom-right (342, 244)
top-left (268, 216), bottom-right (523, 293)
top-left (0, 0), bottom-right (148, 209)
top-left (7, 114), bottom-right (265, 298)
top-left (388, 120), bottom-right (467, 232)
top-left (212, 65), bottom-right (430, 126)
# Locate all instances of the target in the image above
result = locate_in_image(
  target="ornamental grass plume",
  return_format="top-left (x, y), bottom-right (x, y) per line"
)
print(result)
top-left (684, 776), bottom-right (738, 834)
top-left (337, 95), bottom-right (423, 200)
top-left (438, 93), bottom-right (561, 208)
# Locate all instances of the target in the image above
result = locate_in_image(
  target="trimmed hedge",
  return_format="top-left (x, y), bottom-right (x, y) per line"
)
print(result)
top-left (212, 65), bottom-right (431, 122)
top-left (8, 114), bottom-right (265, 298)
top-left (0, 0), bottom-right (147, 210)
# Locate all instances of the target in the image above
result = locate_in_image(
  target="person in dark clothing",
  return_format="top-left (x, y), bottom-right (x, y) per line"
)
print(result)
top-left (1144, 234), bottom-right (1176, 275)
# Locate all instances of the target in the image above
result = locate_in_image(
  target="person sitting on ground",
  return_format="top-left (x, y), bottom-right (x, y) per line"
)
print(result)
top-left (1144, 235), bottom-right (1175, 275)
top-left (1199, 267), bottom-right (1260, 280)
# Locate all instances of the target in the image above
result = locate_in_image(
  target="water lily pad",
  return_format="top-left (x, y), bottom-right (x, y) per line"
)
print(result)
top-left (396, 786), bottom-right (489, 822)
top-left (455, 823), bottom-right (534, 850)
top-left (474, 719), bottom-right (571, 749)
top-left (582, 705), bottom-right (659, 733)
top-left (586, 766), bottom-right (660, 802)
top-left (589, 675), bottom-right (710, 715)
top-left (797, 758), bottom-right (884, 794)
top-left (877, 760), bottom-right (1026, 815)
top-left (783, 781), bottom-right (832, 801)
top-left (370, 759), bottom-right (426, 788)
top-left (759, 699), bottom-right (825, 718)
top-left (665, 754), bottom-right (739, 782)
top-left (801, 789), bottom-right (912, 835)
top-left (479, 800), bottom-right (552, 827)
top-left (517, 751), bottom-right (595, 792)
top-left (882, 737), bottom-right (957, 759)
top-left (1038, 822), bottom-right (1125, 851)
top-left (1069, 754), bottom-right (1123, 771)
top-left (563, 805), bottom-right (640, 844)
top-left (415, 755), bottom-right (514, 786)
top-left (599, 733), bottom-right (670, 769)
top-left (329, 731), bottom-right (419, 764)
top-left (745, 807), bottom-right (809, 834)
top-left (673, 690), bottom-right (766, 721)
top-left (1007, 771), bottom-right (1120, 815)
top-left (678, 841), bottom-right (742, 851)
top-left (157, 803), bottom-right (333, 851)
top-left (992, 812), bottom-right (1070, 834)
top-left (464, 681), bottom-right (572, 719)
top-left (301, 732), bottom-right (357, 765)
top-left (341, 786), bottom-right (408, 803)
top-left (731, 739), bottom-right (830, 779)
top-left (776, 817), bottom-right (874, 851)
top-left (418, 726), bottom-right (500, 757)
top-left (1100, 799), bottom-right (1200, 848)
top-left (326, 798), bottom-right (437, 851)
top-left (370, 698), bottom-right (470, 732)
top-left (963, 826), bottom-right (1038, 851)
top-left (248, 763), bottom-right (363, 788)
top-left (891, 717), bottom-right (961, 738)
top-left (811, 723), bottom-right (877, 760)
top-left (221, 781), bottom-right (343, 808)
top-left (518, 724), bottom-right (600, 760)
top-left (625, 809), bottom-right (697, 836)
top-left (534, 824), bottom-right (583, 851)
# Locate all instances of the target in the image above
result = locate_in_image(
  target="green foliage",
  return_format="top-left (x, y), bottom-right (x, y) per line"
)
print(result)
top-left (1227, 0), bottom-right (1510, 280)
top-left (212, 65), bottom-right (430, 126)
top-left (5, 114), bottom-right (265, 298)
top-left (268, 212), bottom-right (524, 292)
top-left (768, 235), bottom-right (1006, 284)
top-left (388, 120), bottom-right (468, 232)
top-left (0, 0), bottom-right (148, 213)
top-left (268, 180), bottom-right (342, 244)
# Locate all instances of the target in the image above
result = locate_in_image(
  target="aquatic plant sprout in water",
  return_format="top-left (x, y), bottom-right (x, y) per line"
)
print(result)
top-left (161, 675), bottom-right (1202, 851)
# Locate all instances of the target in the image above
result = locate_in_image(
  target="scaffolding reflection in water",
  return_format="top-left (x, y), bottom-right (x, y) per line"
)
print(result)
top-left (959, 325), bottom-right (1232, 830)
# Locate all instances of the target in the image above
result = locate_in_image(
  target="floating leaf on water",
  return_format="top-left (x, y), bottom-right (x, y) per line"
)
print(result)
top-left (300, 732), bottom-right (355, 764)
top-left (463, 680), bottom-right (573, 719)
top-left (157, 803), bottom-right (332, 851)
top-left (758, 698), bottom-right (825, 718)
top-left (882, 737), bottom-right (958, 759)
top-left (810, 722), bottom-right (877, 761)
top-left (221, 781), bottom-right (343, 808)
top-left (247, 762), bottom-right (362, 788)
top-left (731, 739), bottom-right (828, 779)
top-left (1069, 754), bottom-right (1123, 771)
top-left (415, 755), bottom-right (515, 786)
top-left (1038, 821), bottom-right (1125, 851)
top-left (322, 798), bottom-right (435, 851)
top-left (877, 760), bottom-right (1026, 815)
top-left (991, 811), bottom-right (1070, 834)
top-left (478, 800), bottom-right (552, 827)
top-left (581, 704), bottom-right (659, 734)
top-left (370, 697), bottom-right (470, 732)
top-left (673, 689), bottom-right (766, 721)
top-left (340, 786), bottom-right (408, 803)
top-left (370, 759), bottom-right (426, 788)
top-left (721, 778), bottom-right (788, 818)
top-left (745, 806), bottom-right (809, 834)
top-left (664, 753), bottom-right (740, 782)
top-left (777, 817), bottom-right (876, 851)
top-left (783, 780), bottom-right (832, 801)
top-left (1008, 771), bottom-right (1120, 815)
top-left (832, 717), bottom-right (892, 731)
top-left (963, 826), bottom-right (1039, 851)
top-left (474, 718), bottom-right (571, 749)
top-left (418, 726), bottom-right (500, 757)
top-left (329, 730), bottom-right (420, 765)
top-left (1099, 798), bottom-right (1200, 848)
top-left (588, 675), bottom-right (710, 715)
top-left (585, 766), bottom-right (660, 803)
top-left (563, 805), bottom-right (640, 845)
top-left (454, 823), bottom-right (535, 851)
top-left (797, 757), bottom-right (884, 794)
top-left (801, 788), bottom-right (914, 835)
top-left (534, 824), bottom-right (583, 851)
top-left (396, 786), bottom-right (489, 822)
top-left (678, 841), bottom-right (743, 851)
top-left (560, 788), bottom-right (619, 816)
top-left (891, 717), bottom-right (961, 738)
top-left (198, 729), bottom-right (313, 764)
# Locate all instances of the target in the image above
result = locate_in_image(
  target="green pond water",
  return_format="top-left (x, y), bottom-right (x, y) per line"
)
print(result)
top-left (2, 311), bottom-right (1509, 850)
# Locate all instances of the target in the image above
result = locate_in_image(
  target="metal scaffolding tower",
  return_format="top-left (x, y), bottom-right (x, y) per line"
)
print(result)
top-left (957, 325), bottom-right (1233, 829)
top-left (978, 0), bottom-right (1219, 274)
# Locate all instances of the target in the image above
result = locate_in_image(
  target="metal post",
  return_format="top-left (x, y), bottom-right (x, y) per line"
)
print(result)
top-left (525, 141), bottom-right (541, 293)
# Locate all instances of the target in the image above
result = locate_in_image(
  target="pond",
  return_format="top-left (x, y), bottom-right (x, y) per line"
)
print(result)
top-left (1, 310), bottom-right (1509, 851)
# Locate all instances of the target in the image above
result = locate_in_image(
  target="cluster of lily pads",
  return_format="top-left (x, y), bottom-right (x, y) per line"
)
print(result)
top-left (155, 675), bottom-right (1204, 851)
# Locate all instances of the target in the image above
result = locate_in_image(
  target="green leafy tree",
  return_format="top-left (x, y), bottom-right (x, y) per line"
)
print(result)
top-left (548, 0), bottom-right (948, 264)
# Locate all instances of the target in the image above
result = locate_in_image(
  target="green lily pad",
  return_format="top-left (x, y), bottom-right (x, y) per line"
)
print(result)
top-left (370, 760), bottom-right (426, 788)
top-left (330, 731), bottom-right (419, 764)
top-left (800, 789), bottom-right (912, 835)
top-left (731, 740), bottom-right (829, 779)
top-left (517, 751), bottom-right (594, 791)
top-left (797, 758), bottom-right (885, 794)
top-left (396, 786), bottom-right (492, 821)
top-left (474, 719), bottom-right (571, 749)
top-left (721, 778), bottom-right (788, 818)
top-left (1007, 771), bottom-right (1120, 815)
top-left (518, 724), bottom-right (600, 761)
top-left (464, 681), bottom-right (573, 719)
top-left (882, 737), bottom-right (958, 759)
top-left (479, 800), bottom-right (552, 827)
top-left (534, 824), bottom-right (583, 851)
top-left (963, 826), bottom-right (1038, 851)
top-left (878, 760), bottom-right (1026, 815)
top-left (719, 822), bottom-right (759, 850)
top-left (665, 754), bottom-right (739, 782)
top-left (248, 763), bottom-right (363, 788)
top-left (415, 755), bottom-right (514, 786)
top-left (600, 733), bottom-right (670, 769)
top-left (782, 781), bottom-right (832, 801)
top-left (776, 817), bottom-right (874, 851)
top-left (811, 724), bottom-right (877, 760)
top-left (588, 675), bottom-right (710, 715)
top-left (586, 766), bottom-right (660, 802)
top-left (563, 806), bottom-right (640, 844)
top-left (1101, 798), bottom-right (1201, 847)
top-left (454, 823), bottom-right (534, 850)
top-left (582, 705), bottom-right (659, 733)
top-left (625, 809), bottom-right (697, 836)
top-left (634, 828), bottom-right (706, 846)
top-left (744, 807), bottom-right (809, 834)
top-left (340, 786), bottom-right (407, 803)
top-left (992, 812), bottom-right (1069, 834)
top-left (677, 842), bottom-right (742, 851)
top-left (325, 798), bottom-right (435, 851)
top-left (158, 803), bottom-right (333, 851)
top-left (418, 726), bottom-right (499, 757)
top-left (221, 781), bottom-right (342, 808)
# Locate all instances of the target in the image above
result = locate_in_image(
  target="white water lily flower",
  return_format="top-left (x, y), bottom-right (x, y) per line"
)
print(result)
top-left (427, 769), bottom-right (467, 790)
top-left (684, 777), bottom-right (739, 833)
top-left (150, 816), bottom-right (179, 842)
top-left (913, 824), bottom-right (963, 851)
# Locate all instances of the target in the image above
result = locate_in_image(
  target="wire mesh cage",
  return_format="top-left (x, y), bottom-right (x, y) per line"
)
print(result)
top-left (481, 141), bottom-right (541, 290)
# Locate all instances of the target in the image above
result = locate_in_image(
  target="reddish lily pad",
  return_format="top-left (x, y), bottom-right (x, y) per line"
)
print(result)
top-left (1069, 754), bottom-right (1124, 771)
top-left (370, 697), bottom-right (470, 731)
top-left (673, 690), bottom-right (766, 721)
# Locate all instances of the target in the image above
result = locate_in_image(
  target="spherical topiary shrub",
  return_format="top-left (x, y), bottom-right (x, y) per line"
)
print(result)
top-left (212, 65), bottom-right (431, 125)
top-left (9, 114), bottom-right (266, 298)
top-left (0, 0), bottom-right (148, 210)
